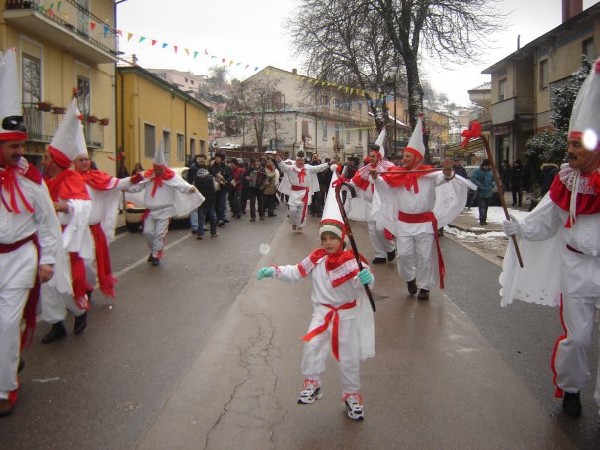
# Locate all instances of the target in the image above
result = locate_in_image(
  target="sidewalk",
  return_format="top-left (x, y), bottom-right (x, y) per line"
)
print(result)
top-left (137, 217), bottom-right (574, 449)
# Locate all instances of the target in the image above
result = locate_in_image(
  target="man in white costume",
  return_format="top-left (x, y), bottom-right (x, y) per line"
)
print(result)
top-left (72, 119), bottom-right (142, 298)
top-left (128, 144), bottom-right (203, 266)
top-left (275, 143), bottom-right (330, 232)
top-left (501, 59), bottom-right (600, 418)
top-left (371, 116), bottom-right (474, 300)
top-left (350, 129), bottom-right (396, 264)
top-left (41, 97), bottom-right (94, 343)
top-left (257, 169), bottom-right (375, 421)
top-left (0, 48), bottom-right (65, 417)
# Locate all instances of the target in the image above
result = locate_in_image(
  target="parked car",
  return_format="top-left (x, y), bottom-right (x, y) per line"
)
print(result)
top-left (124, 167), bottom-right (192, 232)
top-left (464, 166), bottom-right (502, 207)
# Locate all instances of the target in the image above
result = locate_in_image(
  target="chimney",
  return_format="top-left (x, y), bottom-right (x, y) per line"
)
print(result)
top-left (292, 68), bottom-right (297, 75)
top-left (562, 0), bottom-right (583, 23)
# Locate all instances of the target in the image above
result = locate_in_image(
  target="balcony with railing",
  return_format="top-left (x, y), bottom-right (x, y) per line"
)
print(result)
top-left (23, 103), bottom-right (104, 148)
top-left (490, 95), bottom-right (534, 125)
top-left (4, 0), bottom-right (117, 64)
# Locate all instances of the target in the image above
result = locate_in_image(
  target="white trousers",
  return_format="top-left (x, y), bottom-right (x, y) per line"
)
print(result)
top-left (301, 316), bottom-right (361, 395)
top-left (0, 243), bottom-right (37, 398)
top-left (553, 294), bottom-right (600, 409)
top-left (395, 232), bottom-right (435, 289)
top-left (368, 220), bottom-right (395, 258)
top-left (143, 215), bottom-right (170, 258)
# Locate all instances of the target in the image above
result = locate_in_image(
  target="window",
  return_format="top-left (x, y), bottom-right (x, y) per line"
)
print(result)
top-left (322, 121), bottom-right (328, 141)
top-left (539, 59), bottom-right (548, 90)
top-left (77, 75), bottom-right (90, 116)
top-left (190, 138), bottom-right (196, 157)
top-left (333, 98), bottom-right (339, 109)
top-left (144, 123), bottom-right (156, 158)
top-left (346, 129), bottom-right (351, 144)
top-left (272, 91), bottom-right (282, 109)
top-left (335, 124), bottom-right (340, 142)
top-left (583, 38), bottom-right (595, 61)
top-left (498, 78), bottom-right (507, 101)
top-left (320, 95), bottom-right (328, 107)
top-left (22, 53), bottom-right (41, 105)
top-left (302, 120), bottom-right (309, 141)
top-left (358, 129), bottom-right (363, 144)
top-left (177, 133), bottom-right (184, 161)
top-left (163, 131), bottom-right (171, 163)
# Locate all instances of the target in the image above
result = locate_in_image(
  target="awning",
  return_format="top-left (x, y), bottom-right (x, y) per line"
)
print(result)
top-left (444, 138), bottom-right (485, 158)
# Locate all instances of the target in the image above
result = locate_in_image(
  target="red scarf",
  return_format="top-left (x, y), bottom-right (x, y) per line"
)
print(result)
top-left (0, 157), bottom-right (42, 213)
top-left (298, 248), bottom-right (367, 287)
top-left (45, 169), bottom-right (90, 202)
top-left (549, 169), bottom-right (600, 227)
top-left (294, 165), bottom-right (306, 183)
top-left (80, 169), bottom-right (118, 191)
top-left (143, 167), bottom-right (176, 197)
top-left (381, 165), bottom-right (433, 193)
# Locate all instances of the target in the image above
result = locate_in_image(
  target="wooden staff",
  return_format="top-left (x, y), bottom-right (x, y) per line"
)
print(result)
top-left (334, 181), bottom-right (376, 312)
top-left (478, 135), bottom-right (524, 268)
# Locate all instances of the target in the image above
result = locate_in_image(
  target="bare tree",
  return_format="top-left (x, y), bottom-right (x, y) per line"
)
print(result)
top-left (234, 75), bottom-right (282, 151)
top-left (288, 0), bottom-right (504, 159)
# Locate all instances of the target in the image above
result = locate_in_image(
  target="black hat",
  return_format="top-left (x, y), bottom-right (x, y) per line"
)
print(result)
top-left (369, 143), bottom-right (380, 151)
top-left (296, 150), bottom-right (305, 158)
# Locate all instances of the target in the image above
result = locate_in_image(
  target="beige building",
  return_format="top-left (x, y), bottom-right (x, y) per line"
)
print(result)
top-left (481, 0), bottom-right (598, 164)
top-left (2, 0), bottom-right (118, 173)
top-left (116, 65), bottom-right (211, 171)
top-left (235, 66), bottom-right (372, 161)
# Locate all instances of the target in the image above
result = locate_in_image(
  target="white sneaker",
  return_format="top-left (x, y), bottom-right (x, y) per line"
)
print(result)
top-left (297, 379), bottom-right (323, 404)
top-left (343, 393), bottom-right (364, 420)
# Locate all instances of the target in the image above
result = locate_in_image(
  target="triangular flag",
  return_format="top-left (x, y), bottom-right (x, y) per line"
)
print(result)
top-left (103, 25), bottom-right (109, 37)
top-left (193, 51), bottom-right (199, 59)
top-left (185, 48), bottom-right (189, 56)
top-left (139, 36), bottom-right (146, 43)
top-left (204, 49), bottom-right (209, 55)
top-left (151, 39), bottom-right (157, 46)
top-left (173, 46), bottom-right (178, 53)
top-left (127, 33), bottom-right (133, 42)
top-left (90, 22), bottom-right (97, 31)
top-left (162, 43), bottom-right (168, 48)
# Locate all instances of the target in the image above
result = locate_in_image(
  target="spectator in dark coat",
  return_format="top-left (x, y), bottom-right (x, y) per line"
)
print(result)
top-left (452, 158), bottom-right (468, 178)
top-left (510, 159), bottom-right (525, 207)
top-left (470, 159), bottom-right (496, 225)
top-left (540, 163), bottom-right (559, 196)
top-left (192, 155), bottom-right (218, 239)
top-left (499, 160), bottom-right (511, 192)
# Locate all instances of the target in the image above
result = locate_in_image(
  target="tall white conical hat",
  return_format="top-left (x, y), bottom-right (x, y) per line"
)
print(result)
top-left (404, 116), bottom-right (425, 160)
top-left (48, 97), bottom-right (85, 168)
top-left (153, 141), bottom-right (166, 167)
top-left (569, 58), bottom-right (600, 151)
top-left (319, 169), bottom-right (345, 239)
top-left (370, 128), bottom-right (386, 160)
top-left (0, 48), bottom-right (27, 141)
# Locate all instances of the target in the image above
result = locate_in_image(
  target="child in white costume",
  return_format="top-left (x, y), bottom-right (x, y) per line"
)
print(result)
top-left (257, 170), bottom-right (375, 420)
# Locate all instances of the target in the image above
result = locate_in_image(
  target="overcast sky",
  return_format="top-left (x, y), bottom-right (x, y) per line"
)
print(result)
top-left (116, 0), bottom-right (599, 106)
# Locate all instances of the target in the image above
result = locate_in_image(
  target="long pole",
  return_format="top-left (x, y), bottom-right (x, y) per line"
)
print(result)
top-left (393, 83), bottom-right (397, 157)
top-left (334, 182), bottom-right (376, 312)
top-left (480, 135), bottom-right (524, 267)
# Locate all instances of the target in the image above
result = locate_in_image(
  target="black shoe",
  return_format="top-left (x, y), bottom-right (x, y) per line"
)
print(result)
top-left (42, 322), bottom-right (67, 344)
top-left (417, 289), bottom-right (429, 300)
top-left (387, 250), bottom-right (396, 261)
top-left (191, 229), bottom-right (197, 235)
top-left (268, 214), bottom-right (277, 217)
top-left (562, 392), bottom-right (582, 417)
top-left (74, 312), bottom-right (87, 335)
top-left (151, 257), bottom-right (160, 266)
top-left (147, 253), bottom-right (153, 263)
top-left (18, 358), bottom-right (24, 373)
top-left (407, 279), bottom-right (417, 295)
top-left (372, 257), bottom-right (386, 264)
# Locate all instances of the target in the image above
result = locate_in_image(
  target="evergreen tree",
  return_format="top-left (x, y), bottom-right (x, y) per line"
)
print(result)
top-left (525, 57), bottom-right (592, 181)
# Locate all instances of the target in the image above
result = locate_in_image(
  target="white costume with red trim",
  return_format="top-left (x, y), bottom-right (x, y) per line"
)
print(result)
top-left (0, 161), bottom-right (65, 401)
top-left (277, 160), bottom-right (328, 229)
top-left (500, 166), bottom-right (600, 411)
top-left (272, 252), bottom-right (374, 395)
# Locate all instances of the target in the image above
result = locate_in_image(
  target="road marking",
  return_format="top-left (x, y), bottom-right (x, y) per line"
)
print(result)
top-left (111, 233), bottom-right (192, 279)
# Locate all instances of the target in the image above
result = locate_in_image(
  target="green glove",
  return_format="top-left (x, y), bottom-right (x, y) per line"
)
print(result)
top-left (357, 268), bottom-right (374, 285)
top-left (257, 266), bottom-right (276, 280)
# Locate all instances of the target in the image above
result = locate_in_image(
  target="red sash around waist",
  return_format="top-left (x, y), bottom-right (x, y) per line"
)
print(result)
top-left (302, 300), bottom-right (357, 361)
top-left (398, 210), bottom-right (445, 289)
top-left (0, 234), bottom-right (35, 253)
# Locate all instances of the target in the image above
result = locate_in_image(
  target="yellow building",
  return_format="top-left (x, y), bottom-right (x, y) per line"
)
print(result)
top-left (2, 0), bottom-right (118, 173)
top-left (116, 65), bottom-right (211, 172)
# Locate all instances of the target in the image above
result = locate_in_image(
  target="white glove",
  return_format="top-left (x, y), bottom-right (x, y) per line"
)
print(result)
top-left (503, 215), bottom-right (521, 236)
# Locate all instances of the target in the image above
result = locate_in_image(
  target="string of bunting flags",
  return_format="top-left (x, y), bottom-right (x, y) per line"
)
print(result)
top-left (38, 1), bottom-right (393, 108)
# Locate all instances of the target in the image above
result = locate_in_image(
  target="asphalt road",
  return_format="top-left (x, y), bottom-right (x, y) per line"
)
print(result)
top-left (3, 211), bottom-right (599, 449)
